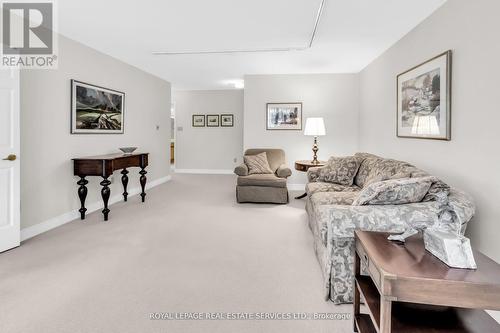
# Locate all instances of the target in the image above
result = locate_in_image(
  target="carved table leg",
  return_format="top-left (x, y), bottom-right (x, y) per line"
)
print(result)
top-left (121, 168), bottom-right (129, 202)
top-left (77, 176), bottom-right (88, 220)
top-left (100, 177), bottom-right (111, 221)
top-left (139, 167), bottom-right (147, 202)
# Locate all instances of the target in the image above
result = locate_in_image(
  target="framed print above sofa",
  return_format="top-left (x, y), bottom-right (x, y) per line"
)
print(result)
top-left (71, 80), bottom-right (125, 134)
top-left (266, 103), bottom-right (302, 130)
top-left (397, 50), bottom-right (451, 140)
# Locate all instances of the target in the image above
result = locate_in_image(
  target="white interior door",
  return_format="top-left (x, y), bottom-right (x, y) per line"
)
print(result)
top-left (0, 68), bottom-right (20, 253)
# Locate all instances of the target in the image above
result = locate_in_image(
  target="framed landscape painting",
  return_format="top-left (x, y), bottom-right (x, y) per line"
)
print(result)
top-left (220, 114), bottom-right (234, 127)
top-left (192, 114), bottom-right (205, 127)
top-left (71, 80), bottom-right (124, 134)
top-left (206, 115), bottom-right (220, 127)
top-left (266, 103), bottom-right (302, 130)
top-left (397, 50), bottom-right (451, 140)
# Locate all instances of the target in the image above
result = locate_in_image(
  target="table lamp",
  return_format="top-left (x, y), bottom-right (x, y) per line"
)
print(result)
top-left (304, 117), bottom-right (326, 164)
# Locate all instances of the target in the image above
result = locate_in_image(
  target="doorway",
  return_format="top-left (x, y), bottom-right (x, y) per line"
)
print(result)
top-left (170, 102), bottom-right (175, 169)
top-left (0, 68), bottom-right (20, 253)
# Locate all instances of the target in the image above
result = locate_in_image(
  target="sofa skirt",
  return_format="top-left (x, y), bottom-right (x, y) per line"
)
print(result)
top-left (236, 185), bottom-right (289, 204)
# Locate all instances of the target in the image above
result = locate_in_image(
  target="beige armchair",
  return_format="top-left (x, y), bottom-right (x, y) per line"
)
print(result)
top-left (234, 149), bottom-right (291, 204)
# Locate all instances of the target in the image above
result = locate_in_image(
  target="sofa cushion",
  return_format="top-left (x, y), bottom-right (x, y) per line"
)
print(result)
top-left (306, 182), bottom-right (360, 196)
top-left (309, 190), bottom-right (361, 246)
top-left (237, 174), bottom-right (287, 188)
top-left (364, 171), bottom-right (410, 187)
top-left (310, 191), bottom-right (360, 206)
top-left (352, 176), bottom-right (435, 206)
top-left (316, 156), bottom-right (363, 186)
top-left (244, 152), bottom-right (274, 175)
top-left (354, 155), bottom-right (414, 188)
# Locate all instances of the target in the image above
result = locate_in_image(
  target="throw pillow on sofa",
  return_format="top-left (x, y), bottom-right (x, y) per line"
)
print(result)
top-left (244, 152), bottom-right (274, 175)
top-left (352, 176), bottom-right (436, 206)
top-left (317, 156), bottom-right (362, 186)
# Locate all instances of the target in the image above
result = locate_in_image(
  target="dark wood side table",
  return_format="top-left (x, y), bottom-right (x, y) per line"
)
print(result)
top-left (353, 230), bottom-right (500, 333)
top-left (73, 152), bottom-right (148, 221)
top-left (294, 160), bottom-right (326, 199)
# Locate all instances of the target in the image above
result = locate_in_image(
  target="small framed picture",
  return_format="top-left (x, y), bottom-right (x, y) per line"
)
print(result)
top-left (220, 114), bottom-right (234, 127)
top-left (266, 103), bottom-right (302, 130)
top-left (192, 114), bottom-right (205, 127)
top-left (206, 115), bottom-right (220, 127)
top-left (397, 50), bottom-right (451, 140)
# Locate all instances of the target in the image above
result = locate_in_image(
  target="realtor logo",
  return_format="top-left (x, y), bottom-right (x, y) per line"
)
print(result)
top-left (1, 0), bottom-right (58, 68)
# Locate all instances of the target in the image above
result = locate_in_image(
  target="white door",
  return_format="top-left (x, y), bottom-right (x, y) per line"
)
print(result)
top-left (0, 68), bottom-right (20, 253)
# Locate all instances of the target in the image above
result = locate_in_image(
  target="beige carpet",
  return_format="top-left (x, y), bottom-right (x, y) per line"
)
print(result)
top-left (0, 174), bottom-right (352, 333)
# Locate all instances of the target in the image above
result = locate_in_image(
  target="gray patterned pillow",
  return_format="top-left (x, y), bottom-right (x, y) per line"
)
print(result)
top-left (352, 176), bottom-right (435, 206)
top-left (317, 156), bottom-right (362, 186)
top-left (244, 152), bottom-right (274, 175)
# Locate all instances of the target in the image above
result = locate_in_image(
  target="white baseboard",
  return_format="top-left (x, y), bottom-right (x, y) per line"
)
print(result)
top-left (288, 183), bottom-right (306, 191)
top-left (20, 175), bottom-right (172, 242)
top-left (175, 169), bottom-right (234, 175)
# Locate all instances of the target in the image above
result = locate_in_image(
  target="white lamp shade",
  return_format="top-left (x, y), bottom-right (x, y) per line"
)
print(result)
top-left (411, 115), bottom-right (440, 135)
top-left (304, 117), bottom-right (326, 136)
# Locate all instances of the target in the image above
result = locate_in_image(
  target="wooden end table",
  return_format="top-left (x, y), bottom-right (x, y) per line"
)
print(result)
top-left (294, 160), bottom-right (326, 199)
top-left (354, 230), bottom-right (500, 333)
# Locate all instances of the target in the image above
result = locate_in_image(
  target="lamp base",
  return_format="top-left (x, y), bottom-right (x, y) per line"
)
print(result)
top-left (311, 136), bottom-right (319, 164)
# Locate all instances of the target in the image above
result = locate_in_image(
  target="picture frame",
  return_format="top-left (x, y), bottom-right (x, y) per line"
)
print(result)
top-left (206, 114), bottom-right (220, 127)
top-left (266, 103), bottom-right (302, 130)
top-left (220, 114), bottom-right (234, 127)
top-left (397, 50), bottom-right (452, 140)
top-left (71, 80), bottom-right (125, 134)
top-left (192, 114), bottom-right (205, 127)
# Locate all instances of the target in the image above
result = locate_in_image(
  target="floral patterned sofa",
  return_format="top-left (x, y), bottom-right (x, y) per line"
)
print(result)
top-left (305, 152), bottom-right (475, 304)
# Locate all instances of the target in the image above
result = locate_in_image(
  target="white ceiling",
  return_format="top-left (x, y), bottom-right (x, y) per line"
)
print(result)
top-left (58, 0), bottom-right (446, 90)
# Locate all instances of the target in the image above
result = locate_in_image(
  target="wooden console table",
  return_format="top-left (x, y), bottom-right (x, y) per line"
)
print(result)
top-left (72, 152), bottom-right (148, 221)
top-left (353, 230), bottom-right (500, 333)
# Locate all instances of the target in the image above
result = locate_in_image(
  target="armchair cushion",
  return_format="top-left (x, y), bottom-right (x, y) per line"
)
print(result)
top-left (237, 174), bottom-right (287, 188)
top-left (234, 163), bottom-right (249, 176)
top-left (316, 156), bottom-right (363, 186)
top-left (352, 176), bottom-right (435, 206)
top-left (276, 164), bottom-right (292, 178)
top-left (244, 152), bottom-right (274, 175)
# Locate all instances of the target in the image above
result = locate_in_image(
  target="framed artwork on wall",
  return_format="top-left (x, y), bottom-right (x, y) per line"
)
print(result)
top-left (220, 114), bottom-right (234, 127)
top-left (206, 115), bottom-right (220, 127)
top-left (266, 102), bottom-right (302, 130)
top-left (397, 50), bottom-right (452, 140)
top-left (192, 114), bottom-right (205, 127)
top-left (71, 80), bottom-right (125, 134)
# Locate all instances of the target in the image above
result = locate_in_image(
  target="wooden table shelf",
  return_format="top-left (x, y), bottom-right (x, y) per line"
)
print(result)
top-left (353, 231), bottom-right (500, 333)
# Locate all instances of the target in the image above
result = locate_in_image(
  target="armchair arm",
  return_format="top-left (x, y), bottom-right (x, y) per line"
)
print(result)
top-left (276, 164), bottom-right (292, 178)
top-left (234, 163), bottom-right (248, 176)
top-left (307, 166), bottom-right (325, 182)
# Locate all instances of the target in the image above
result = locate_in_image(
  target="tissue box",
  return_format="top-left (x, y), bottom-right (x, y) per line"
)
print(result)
top-left (423, 229), bottom-right (477, 269)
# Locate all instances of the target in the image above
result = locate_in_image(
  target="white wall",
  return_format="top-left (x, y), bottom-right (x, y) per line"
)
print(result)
top-left (359, 0), bottom-right (500, 263)
top-left (173, 90), bottom-right (243, 172)
top-left (244, 74), bottom-right (359, 185)
top-left (20, 35), bottom-right (171, 230)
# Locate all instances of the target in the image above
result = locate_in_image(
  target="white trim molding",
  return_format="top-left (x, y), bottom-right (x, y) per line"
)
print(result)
top-left (20, 175), bottom-right (172, 241)
top-left (175, 169), bottom-right (234, 175)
